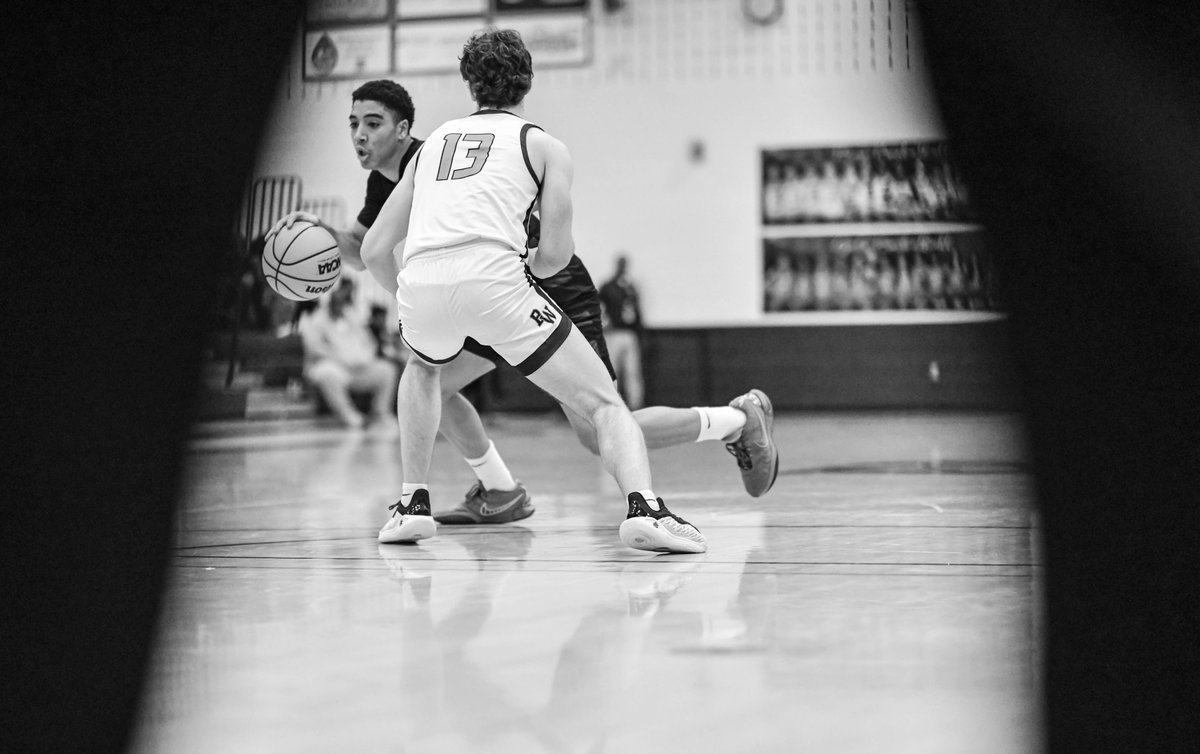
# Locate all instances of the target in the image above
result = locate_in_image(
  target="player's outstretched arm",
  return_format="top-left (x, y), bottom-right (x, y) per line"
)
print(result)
top-left (528, 132), bottom-right (575, 279)
top-left (265, 211), bottom-right (369, 271)
top-left (330, 222), bottom-right (369, 271)
top-left (361, 156), bottom-right (417, 296)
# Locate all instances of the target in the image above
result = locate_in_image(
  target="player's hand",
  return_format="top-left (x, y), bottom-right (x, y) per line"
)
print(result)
top-left (265, 211), bottom-right (323, 241)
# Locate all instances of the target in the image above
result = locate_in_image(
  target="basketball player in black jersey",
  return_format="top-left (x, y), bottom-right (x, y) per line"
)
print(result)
top-left (270, 78), bottom-right (779, 528)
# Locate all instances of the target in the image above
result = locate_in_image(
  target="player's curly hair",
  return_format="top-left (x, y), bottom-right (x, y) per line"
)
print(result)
top-left (351, 80), bottom-right (415, 128)
top-left (459, 29), bottom-right (533, 109)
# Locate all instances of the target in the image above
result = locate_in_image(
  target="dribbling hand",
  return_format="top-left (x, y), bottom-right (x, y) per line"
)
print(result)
top-left (265, 211), bottom-right (323, 242)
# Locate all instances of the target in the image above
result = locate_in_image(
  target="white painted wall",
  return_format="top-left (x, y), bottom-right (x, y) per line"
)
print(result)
top-left (253, 0), bottom-right (944, 325)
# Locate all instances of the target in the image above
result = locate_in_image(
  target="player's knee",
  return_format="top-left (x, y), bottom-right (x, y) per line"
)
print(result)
top-left (586, 399), bottom-right (631, 435)
top-left (573, 423), bottom-right (601, 455)
top-left (440, 382), bottom-right (463, 403)
top-left (575, 387), bottom-right (623, 417)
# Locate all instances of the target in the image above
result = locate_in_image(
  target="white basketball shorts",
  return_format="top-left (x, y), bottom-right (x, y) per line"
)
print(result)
top-left (396, 242), bottom-right (571, 375)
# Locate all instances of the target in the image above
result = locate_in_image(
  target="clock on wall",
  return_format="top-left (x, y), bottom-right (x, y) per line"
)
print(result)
top-left (742, 0), bottom-right (784, 26)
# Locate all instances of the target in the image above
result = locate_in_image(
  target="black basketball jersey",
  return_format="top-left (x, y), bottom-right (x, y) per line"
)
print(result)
top-left (355, 138), bottom-right (423, 229)
top-left (537, 255), bottom-right (603, 334)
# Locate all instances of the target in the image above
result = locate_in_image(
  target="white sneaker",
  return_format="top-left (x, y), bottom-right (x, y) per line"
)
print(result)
top-left (618, 493), bottom-right (707, 554)
top-left (378, 489), bottom-right (437, 543)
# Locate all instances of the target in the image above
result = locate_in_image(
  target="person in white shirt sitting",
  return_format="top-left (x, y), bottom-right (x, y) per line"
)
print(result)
top-left (297, 279), bottom-right (399, 429)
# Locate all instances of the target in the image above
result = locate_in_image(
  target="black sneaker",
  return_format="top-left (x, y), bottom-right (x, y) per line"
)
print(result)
top-left (617, 492), bottom-right (707, 554)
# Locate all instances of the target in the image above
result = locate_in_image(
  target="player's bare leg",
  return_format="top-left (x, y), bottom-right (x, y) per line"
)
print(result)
top-left (526, 329), bottom-right (650, 492)
top-left (432, 352), bottom-right (533, 525)
top-left (379, 357), bottom-right (440, 543)
top-left (562, 404), bottom-right (710, 454)
top-left (560, 394), bottom-right (780, 498)
top-left (435, 352), bottom-right (497, 459)
top-left (526, 326), bottom-right (705, 553)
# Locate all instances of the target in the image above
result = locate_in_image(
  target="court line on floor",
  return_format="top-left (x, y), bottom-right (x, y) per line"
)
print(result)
top-left (169, 552), bottom-right (1039, 568)
top-left (172, 524), bottom-right (1036, 551)
top-left (176, 522), bottom-right (1037, 536)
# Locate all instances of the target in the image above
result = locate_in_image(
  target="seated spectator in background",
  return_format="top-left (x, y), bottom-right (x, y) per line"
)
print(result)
top-left (297, 280), bottom-right (399, 429)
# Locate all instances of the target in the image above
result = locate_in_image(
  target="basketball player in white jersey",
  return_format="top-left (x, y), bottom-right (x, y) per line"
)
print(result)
top-left (267, 80), bottom-right (779, 532)
top-left (361, 29), bottom-right (707, 553)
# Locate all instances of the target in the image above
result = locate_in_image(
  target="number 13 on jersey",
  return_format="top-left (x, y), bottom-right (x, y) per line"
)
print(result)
top-left (436, 132), bottom-right (495, 180)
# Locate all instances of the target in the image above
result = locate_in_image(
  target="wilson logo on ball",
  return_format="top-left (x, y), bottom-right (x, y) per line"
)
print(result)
top-left (261, 221), bottom-right (342, 302)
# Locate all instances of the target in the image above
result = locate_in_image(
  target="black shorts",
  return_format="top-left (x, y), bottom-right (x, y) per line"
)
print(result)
top-left (462, 254), bottom-right (616, 380)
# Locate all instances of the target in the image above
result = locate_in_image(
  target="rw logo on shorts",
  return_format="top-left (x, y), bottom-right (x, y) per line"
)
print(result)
top-left (530, 306), bottom-right (558, 326)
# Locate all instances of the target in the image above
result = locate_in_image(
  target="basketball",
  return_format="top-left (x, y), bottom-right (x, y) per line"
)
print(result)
top-left (261, 221), bottom-right (342, 301)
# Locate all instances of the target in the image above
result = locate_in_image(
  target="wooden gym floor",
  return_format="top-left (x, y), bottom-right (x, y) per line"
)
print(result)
top-left (129, 409), bottom-right (1042, 754)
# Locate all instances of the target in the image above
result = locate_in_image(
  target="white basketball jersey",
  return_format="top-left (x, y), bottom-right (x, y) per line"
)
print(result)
top-left (403, 110), bottom-right (542, 266)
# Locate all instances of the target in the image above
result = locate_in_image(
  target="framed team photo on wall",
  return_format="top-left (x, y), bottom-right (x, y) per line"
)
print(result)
top-left (762, 230), bottom-right (1001, 314)
top-left (760, 141), bottom-right (999, 322)
top-left (761, 141), bottom-right (975, 226)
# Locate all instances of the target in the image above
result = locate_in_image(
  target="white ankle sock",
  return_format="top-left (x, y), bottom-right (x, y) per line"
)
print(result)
top-left (636, 490), bottom-right (660, 510)
top-left (692, 406), bottom-right (746, 443)
top-left (465, 442), bottom-right (518, 491)
top-left (401, 483), bottom-right (427, 503)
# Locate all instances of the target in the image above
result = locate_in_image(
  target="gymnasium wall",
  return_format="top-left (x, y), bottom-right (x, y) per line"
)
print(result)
top-left (255, 0), bottom-right (942, 322)
top-left (251, 0), bottom-right (1017, 409)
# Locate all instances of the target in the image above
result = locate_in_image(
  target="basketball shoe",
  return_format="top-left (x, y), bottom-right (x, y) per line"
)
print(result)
top-left (726, 389), bottom-right (780, 497)
top-left (433, 481), bottom-right (534, 525)
top-left (618, 492), bottom-right (707, 554)
top-left (378, 489), bottom-right (437, 543)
